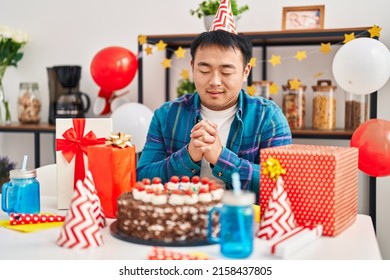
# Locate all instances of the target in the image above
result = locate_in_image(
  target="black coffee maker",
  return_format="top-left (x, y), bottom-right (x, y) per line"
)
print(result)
top-left (47, 65), bottom-right (90, 124)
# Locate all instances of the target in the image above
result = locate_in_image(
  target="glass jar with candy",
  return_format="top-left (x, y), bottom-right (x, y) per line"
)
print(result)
top-left (282, 79), bottom-right (306, 129)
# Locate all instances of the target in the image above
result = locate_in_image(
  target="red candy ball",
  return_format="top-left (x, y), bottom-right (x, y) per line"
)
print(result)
top-left (152, 177), bottom-right (162, 184)
top-left (191, 176), bottom-right (200, 184)
top-left (142, 178), bottom-right (151, 185)
top-left (181, 176), bottom-right (190, 183)
top-left (170, 176), bottom-right (180, 183)
top-left (201, 177), bottom-right (209, 184)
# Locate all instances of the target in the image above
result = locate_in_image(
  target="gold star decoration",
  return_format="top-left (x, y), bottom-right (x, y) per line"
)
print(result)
top-left (294, 51), bottom-right (307, 62)
top-left (156, 40), bottom-right (167, 51)
top-left (313, 72), bottom-right (323, 78)
top-left (320, 43), bottom-right (332, 55)
top-left (138, 35), bottom-right (147, 45)
top-left (249, 57), bottom-right (257, 67)
top-left (368, 25), bottom-right (382, 38)
top-left (161, 58), bottom-right (172, 69)
top-left (289, 79), bottom-right (301, 90)
top-left (269, 82), bottom-right (279, 95)
top-left (175, 47), bottom-right (186, 59)
top-left (268, 55), bottom-right (281, 67)
top-left (246, 85), bottom-right (256, 96)
top-left (180, 69), bottom-right (190, 80)
top-left (262, 157), bottom-right (286, 181)
top-left (343, 32), bottom-right (355, 44)
top-left (144, 45), bottom-right (153, 55)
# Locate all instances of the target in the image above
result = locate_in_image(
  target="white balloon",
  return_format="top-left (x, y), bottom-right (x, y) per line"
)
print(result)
top-left (332, 38), bottom-right (390, 95)
top-left (110, 102), bottom-right (153, 153)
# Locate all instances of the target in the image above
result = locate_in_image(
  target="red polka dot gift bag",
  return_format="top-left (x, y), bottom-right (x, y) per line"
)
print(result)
top-left (260, 144), bottom-right (358, 236)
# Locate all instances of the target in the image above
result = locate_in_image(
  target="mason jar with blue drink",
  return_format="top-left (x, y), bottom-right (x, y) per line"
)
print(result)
top-left (208, 190), bottom-right (255, 258)
top-left (1, 169), bottom-right (40, 215)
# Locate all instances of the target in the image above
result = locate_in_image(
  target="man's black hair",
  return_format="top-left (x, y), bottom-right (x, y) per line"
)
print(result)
top-left (190, 30), bottom-right (252, 68)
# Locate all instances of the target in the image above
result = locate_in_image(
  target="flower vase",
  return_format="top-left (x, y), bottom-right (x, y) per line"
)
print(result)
top-left (0, 66), bottom-right (12, 125)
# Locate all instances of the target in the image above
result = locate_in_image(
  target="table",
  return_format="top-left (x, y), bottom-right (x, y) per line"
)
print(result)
top-left (0, 197), bottom-right (382, 260)
top-left (0, 123), bottom-right (56, 168)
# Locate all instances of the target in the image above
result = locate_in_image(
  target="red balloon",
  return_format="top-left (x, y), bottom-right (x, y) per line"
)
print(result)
top-left (350, 119), bottom-right (390, 177)
top-left (90, 46), bottom-right (138, 91)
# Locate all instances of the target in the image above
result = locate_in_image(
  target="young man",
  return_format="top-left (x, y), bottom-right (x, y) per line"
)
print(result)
top-left (137, 30), bottom-right (292, 199)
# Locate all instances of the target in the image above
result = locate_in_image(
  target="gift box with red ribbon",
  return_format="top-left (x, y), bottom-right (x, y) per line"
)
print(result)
top-left (56, 118), bottom-right (112, 209)
top-left (260, 144), bottom-right (358, 236)
top-left (88, 133), bottom-right (137, 218)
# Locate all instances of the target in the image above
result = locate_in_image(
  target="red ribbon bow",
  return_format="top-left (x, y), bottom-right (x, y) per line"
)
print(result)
top-left (56, 119), bottom-right (105, 188)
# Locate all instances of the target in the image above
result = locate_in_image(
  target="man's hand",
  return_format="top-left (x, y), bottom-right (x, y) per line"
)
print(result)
top-left (189, 120), bottom-right (222, 165)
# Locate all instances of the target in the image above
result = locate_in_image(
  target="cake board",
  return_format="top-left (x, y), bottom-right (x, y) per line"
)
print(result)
top-left (110, 221), bottom-right (216, 247)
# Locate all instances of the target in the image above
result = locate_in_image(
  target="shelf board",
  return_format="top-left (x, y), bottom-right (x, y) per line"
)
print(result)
top-left (144, 27), bottom-right (371, 48)
top-left (0, 122), bottom-right (55, 133)
top-left (291, 128), bottom-right (354, 139)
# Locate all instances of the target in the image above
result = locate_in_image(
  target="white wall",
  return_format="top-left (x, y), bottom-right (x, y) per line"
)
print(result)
top-left (1, 0), bottom-right (390, 259)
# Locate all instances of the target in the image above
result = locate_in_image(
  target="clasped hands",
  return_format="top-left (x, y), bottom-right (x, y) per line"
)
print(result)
top-left (188, 120), bottom-right (222, 165)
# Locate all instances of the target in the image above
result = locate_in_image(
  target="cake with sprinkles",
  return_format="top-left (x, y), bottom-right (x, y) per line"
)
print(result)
top-left (116, 176), bottom-right (224, 243)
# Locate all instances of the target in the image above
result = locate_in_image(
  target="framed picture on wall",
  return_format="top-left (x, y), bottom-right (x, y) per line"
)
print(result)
top-left (282, 5), bottom-right (325, 31)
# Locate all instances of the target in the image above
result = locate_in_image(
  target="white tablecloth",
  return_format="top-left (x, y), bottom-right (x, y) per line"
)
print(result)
top-left (0, 196), bottom-right (382, 260)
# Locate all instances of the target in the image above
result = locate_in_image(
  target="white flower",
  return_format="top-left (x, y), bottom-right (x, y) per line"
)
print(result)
top-left (0, 24), bottom-right (30, 67)
top-left (0, 25), bottom-right (29, 44)
top-left (0, 25), bottom-right (13, 39)
top-left (12, 30), bottom-right (30, 44)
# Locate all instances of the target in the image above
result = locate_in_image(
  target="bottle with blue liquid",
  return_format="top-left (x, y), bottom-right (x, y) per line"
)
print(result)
top-left (208, 173), bottom-right (255, 258)
top-left (1, 169), bottom-right (40, 215)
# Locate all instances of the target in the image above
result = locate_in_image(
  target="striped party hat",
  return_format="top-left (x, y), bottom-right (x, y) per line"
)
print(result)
top-left (256, 177), bottom-right (297, 240)
top-left (209, 0), bottom-right (237, 34)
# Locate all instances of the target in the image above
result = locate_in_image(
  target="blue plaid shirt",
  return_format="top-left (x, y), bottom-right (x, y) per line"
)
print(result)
top-left (137, 90), bottom-right (292, 200)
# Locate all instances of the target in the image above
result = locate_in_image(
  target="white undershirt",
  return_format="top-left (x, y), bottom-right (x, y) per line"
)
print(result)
top-left (199, 104), bottom-right (237, 187)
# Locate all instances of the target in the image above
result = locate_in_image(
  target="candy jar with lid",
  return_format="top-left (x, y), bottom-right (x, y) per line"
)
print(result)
top-left (252, 80), bottom-right (273, 100)
top-left (344, 92), bottom-right (368, 130)
top-left (18, 82), bottom-right (41, 124)
top-left (282, 79), bottom-right (306, 129)
top-left (312, 80), bottom-right (337, 130)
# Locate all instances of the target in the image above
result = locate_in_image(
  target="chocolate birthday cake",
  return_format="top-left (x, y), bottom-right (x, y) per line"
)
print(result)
top-left (116, 176), bottom-right (223, 243)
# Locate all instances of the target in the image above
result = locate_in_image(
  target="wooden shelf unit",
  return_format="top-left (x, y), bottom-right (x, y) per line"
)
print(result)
top-left (137, 27), bottom-right (377, 228)
top-left (0, 123), bottom-right (55, 168)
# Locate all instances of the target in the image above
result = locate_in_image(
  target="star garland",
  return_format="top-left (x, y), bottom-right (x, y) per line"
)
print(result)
top-left (249, 57), bottom-right (257, 67)
top-left (137, 25), bottom-right (381, 96)
top-left (161, 58), bottom-right (172, 69)
top-left (246, 85), bottom-right (256, 96)
top-left (156, 40), bottom-right (167, 51)
top-left (289, 79), bottom-right (302, 90)
top-left (268, 55), bottom-right (281, 67)
top-left (294, 51), bottom-right (307, 62)
top-left (343, 32), bottom-right (356, 44)
top-left (180, 69), bottom-right (190, 80)
top-left (320, 43), bottom-right (332, 55)
top-left (368, 25), bottom-right (382, 38)
top-left (174, 47), bottom-right (186, 59)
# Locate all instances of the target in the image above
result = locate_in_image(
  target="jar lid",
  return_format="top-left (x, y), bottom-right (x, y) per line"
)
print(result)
top-left (9, 169), bottom-right (37, 179)
top-left (312, 80), bottom-right (337, 92)
top-left (222, 190), bottom-right (255, 206)
top-left (282, 79), bottom-right (306, 91)
top-left (20, 82), bottom-right (39, 90)
top-left (252, 80), bottom-right (273, 86)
